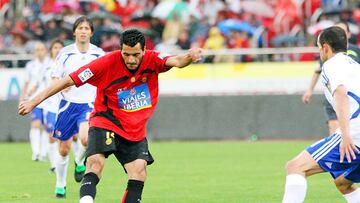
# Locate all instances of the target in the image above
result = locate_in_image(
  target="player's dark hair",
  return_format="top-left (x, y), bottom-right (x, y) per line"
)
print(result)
top-left (49, 39), bottom-right (64, 58)
top-left (49, 39), bottom-right (64, 50)
top-left (335, 20), bottom-right (350, 32)
top-left (120, 29), bottom-right (145, 50)
top-left (318, 26), bottom-right (347, 53)
top-left (73, 16), bottom-right (94, 33)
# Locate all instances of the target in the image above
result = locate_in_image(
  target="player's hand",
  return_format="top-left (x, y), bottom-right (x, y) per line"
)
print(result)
top-left (302, 90), bottom-right (312, 104)
top-left (339, 136), bottom-right (360, 163)
top-left (18, 100), bottom-right (36, 116)
top-left (188, 48), bottom-right (203, 63)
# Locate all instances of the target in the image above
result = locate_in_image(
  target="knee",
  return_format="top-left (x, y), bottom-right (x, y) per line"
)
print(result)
top-left (129, 167), bottom-right (147, 181)
top-left (80, 136), bottom-right (88, 147)
top-left (31, 121), bottom-right (41, 128)
top-left (59, 146), bottom-right (70, 156)
top-left (285, 159), bottom-right (300, 174)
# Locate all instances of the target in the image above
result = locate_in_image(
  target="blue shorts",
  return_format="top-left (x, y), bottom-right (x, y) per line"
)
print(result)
top-left (44, 111), bottom-right (56, 133)
top-left (31, 107), bottom-right (44, 123)
top-left (307, 133), bottom-right (360, 182)
top-left (53, 100), bottom-right (93, 141)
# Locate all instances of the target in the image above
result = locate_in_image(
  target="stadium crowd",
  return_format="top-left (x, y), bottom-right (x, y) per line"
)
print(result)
top-left (1, 0), bottom-right (360, 68)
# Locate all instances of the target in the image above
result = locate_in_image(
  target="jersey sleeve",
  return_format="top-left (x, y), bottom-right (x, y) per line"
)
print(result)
top-left (69, 56), bottom-right (107, 88)
top-left (323, 60), bottom-right (347, 95)
top-left (152, 51), bottom-right (173, 73)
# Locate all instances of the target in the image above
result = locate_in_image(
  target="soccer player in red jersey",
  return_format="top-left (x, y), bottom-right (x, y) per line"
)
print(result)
top-left (19, 29), bottom-right (203, 203)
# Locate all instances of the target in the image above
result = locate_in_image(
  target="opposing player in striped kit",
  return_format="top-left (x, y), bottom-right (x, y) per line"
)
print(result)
top-left (282, 26), bottom-right (360, 203)
top-left (41, 39), bottom-right (64, 172)
top-left (20, 42), bottom-right (52, 162)
top-left (51, 16), bottom-right (104, 198)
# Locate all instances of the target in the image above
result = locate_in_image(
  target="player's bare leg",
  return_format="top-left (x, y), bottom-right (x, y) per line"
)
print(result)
top-left (282, 150), bottom-right (325, 203)
top-left (55, 139), bottom-right (72, 198)
top-left (334, 175), bottom-right (360, 202)
top-left (79, 153), bottom-right (105, 203)
top-left (74, 122), bottom-right (89, 182)
top-left (121, 159), bottom-right (147, 203)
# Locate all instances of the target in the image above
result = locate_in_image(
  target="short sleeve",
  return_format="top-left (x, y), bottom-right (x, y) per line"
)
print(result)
top-left (323, 61), bottom-right (347, 95)
top-left (69, 56), bottom-right (107, 88)
top-left (152, 52), bottom-right (173, 73)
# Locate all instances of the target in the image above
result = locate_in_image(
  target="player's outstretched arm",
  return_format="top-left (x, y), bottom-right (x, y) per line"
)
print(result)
top-left (302, 66), bottom-right (321, 104)
top-left (334, 85), bottom-right (360, 163)
top-left (165, 48), bottom-right (203, 68)
top-left (18, 76), bottom-right (74, 116)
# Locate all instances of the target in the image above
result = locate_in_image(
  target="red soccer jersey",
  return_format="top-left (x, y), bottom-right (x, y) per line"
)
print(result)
top-left (69, 50), bottom-right (172, 141)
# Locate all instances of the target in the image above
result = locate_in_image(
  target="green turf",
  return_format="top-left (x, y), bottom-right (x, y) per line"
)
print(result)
top-left (0, 141), bottom-right (348, 202)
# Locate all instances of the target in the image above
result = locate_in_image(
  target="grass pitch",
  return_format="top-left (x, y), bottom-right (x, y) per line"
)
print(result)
top-left (0, 141), bottom-right (347, 202)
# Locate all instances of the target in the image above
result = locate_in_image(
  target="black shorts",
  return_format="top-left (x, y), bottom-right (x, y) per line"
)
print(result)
top-left (323, 99), bottom-right (337, 121)
top-left (86, 127), bottom-right (154, 167)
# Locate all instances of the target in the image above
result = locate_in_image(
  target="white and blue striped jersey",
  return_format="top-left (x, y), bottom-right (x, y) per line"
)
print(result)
top-left (25, 57), bottom-right (52, 108)
top-left (52, 43), bottom-right (105, 103)
top-left (321, 53), bottom-right (360, 145)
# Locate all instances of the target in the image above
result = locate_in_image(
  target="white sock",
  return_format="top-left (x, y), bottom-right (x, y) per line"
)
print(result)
top-left (75, 142), bottom-right (86, 166)
top-left (344, 188), bottom-right (360, 203)
top-left (29, 128), bottom-right (41, 160)
top-left (56, 154), bottom-right (69, 188)
top-left (282, 174), bottom-right (307, 203)
top-left (48, 142), bottom-right (59, 169)
top-left (79, 195), bottom-right (94, 203)
top-left (72, 141), bottom-right (79, 161)
top-left (40, 130), bottom-right (49, 160)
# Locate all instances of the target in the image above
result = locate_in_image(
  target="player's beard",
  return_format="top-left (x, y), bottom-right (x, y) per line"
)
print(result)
top-left (126, 64), bottom-right (140, 73)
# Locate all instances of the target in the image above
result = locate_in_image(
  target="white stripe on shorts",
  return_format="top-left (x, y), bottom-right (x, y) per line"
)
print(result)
top-left (312, 134), bottom-right (342, 162)
top-left (315, 138), bottom-right (341, 162)
top-left (311, 133), bottom-right (340, 158)
top-left (88, 102), bottom-right (94, 108)
top-left (58, 101), bottom-right (70, 114)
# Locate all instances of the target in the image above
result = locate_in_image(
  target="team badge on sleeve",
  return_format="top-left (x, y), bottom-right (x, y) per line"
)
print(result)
top-left (78, 68), bottom-right (94, 82)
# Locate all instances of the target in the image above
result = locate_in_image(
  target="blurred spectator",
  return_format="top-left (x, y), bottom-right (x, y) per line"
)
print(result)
top-left (162, 13), bottom-right (184, 45)
top-left (9, 29), bottom-right (32, 54)
top-left (101, 33), bottom-right (120, 52)
top-left (190, 17), bottom-right (210, 47)
top-left (203, 26), bottom-right (227, 63)
top-left (149, 18), bottom-right (164, 44)
top-left (176, 30), bottom-right (191, 50)
top-left (44, 18), bottom-right (63, 41)
top-left (0, 18), bottom-right (14, 50)
top-left (29, 18), bottom-right (46, 41)
top-left (228, 30), bottom-right (252, 62)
